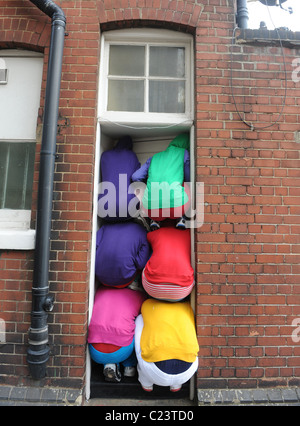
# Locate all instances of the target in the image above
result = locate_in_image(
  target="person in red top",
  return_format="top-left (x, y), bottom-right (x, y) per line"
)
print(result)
top-left (142, 226), bottom-right (194, 301)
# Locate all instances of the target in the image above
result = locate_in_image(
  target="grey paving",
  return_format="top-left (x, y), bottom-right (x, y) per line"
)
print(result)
top-left (0, 385), bottom-right (82, 406)
top-left (1, 384), bottom-right (300, 406)
top-left (197, 387), bottom-right (300, 406)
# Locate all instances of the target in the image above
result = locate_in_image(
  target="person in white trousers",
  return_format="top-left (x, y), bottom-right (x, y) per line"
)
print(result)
top-left (134, 314), bottom-right (198, 392)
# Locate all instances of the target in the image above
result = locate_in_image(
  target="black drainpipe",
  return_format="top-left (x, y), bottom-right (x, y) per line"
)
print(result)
top-left (27, 0), bottom-right (66, 380)
top-left (236, 0), bottom-right (249, 29)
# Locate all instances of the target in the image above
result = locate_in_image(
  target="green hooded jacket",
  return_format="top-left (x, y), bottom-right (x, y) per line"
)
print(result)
top-left (142, 133), bottom-right (190, 210)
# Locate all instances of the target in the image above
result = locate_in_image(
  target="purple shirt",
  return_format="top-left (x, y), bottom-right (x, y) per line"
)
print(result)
top-left (95, 222), bottom-right (150, 286)
top-left (98, 136), bottom-right (140, 221)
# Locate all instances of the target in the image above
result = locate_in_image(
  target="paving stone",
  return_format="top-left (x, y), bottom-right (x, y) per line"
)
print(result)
top-left (252, 389), bottom-right (269, 403)
top-left (222, 390), bottom-right (237, 404)
top-left (41, 388), bottom-right (60, 403)
top-left (26, 387), bottom-right (42, 402)
top-left (267, 389), bottom-right (283, 403)
top-left (282, 388), bottom-right (299, 403)
top-left (0, 386), bottom-right (11, 400)
top-left (0, 400), bottom-right (15, 406)
top-left (197, 390), bottom-right (214, 405)
top-left (0, 385), bottom-right (82, 406)
top-left (212, 390), bottom-right (223, 404)
top-left (57, 389), bottom-right (68, 403)
top-left (66, 389), bottom-right (82, 404)
top-left (236, 389), bottom-right (253, 404)
top-left (10, 387), bottom-right (26, 401)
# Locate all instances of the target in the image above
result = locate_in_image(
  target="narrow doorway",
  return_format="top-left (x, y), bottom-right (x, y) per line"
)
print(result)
top-left (86, 28), bottom-right (196, 401)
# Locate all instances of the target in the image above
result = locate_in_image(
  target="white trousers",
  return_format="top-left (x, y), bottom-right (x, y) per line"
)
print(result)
top-left (134, 314), bottom-right (198, 389)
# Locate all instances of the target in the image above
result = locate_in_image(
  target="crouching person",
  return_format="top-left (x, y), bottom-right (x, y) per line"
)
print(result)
top-left (142, 227), bottom-right (194, 301)
top-left (95, 222), bottom-right (150, 288)
top-left (88, 287), bottom-right (146, 382)
top-left (135, 299), bottom-right (199, 392)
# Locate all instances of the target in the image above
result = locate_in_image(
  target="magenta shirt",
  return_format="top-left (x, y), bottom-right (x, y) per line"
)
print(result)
top-left (88, 287), bottom-right (146, 347)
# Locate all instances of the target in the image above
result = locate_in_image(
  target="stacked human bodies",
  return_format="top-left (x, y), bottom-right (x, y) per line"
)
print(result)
top-left (88, 133), bottom-right (199, 391)
top-left (88, 136), bottom-right (149, 382)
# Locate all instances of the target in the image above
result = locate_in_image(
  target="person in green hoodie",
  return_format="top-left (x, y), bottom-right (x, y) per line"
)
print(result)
top-left (131, 133), bottom-right (191, 230)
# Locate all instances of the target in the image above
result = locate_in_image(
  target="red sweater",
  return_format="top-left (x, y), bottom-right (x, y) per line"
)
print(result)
top-left (144, 227), bottom-right (194, 287)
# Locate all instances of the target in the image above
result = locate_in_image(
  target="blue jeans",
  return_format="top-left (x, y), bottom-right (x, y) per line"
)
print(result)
top-left (89, 339), bottom-right (136, 367)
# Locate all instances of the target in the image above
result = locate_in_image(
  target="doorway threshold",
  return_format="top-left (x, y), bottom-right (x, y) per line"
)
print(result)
top-left (90, 360), bottom-right (189, 400)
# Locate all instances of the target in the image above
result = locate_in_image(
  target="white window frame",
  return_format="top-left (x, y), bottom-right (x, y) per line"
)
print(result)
top-left (98, 28), bottom-right (194, 132)
top-left (0, 50), bottom-right (43, 250)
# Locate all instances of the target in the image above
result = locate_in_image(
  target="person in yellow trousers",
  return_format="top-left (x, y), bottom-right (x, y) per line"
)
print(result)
top-left (135, 298), bottom-right (199, 392)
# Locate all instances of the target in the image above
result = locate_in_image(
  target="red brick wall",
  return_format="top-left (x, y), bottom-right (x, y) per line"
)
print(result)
top-left (0, 0), bottom-right (99, 388)
top-left (195, 26), bottom-right (300, 387)
top-left (0, 0), bottom-right (299, 391)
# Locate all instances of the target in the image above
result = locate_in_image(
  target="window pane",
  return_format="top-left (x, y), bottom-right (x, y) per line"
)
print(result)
top-left (0, 56), bottom-right (43, 139)
top-left (0, 143), bottom-right (8, 208)
top-left (24, 143), bottom-right (35, 209)
top-left (107, 79), bottom-right (144, 112)
top-left (109, 45), bottom-right (145, 76)
top-left (149, 47), bottom-right (185, 78)
top-left (149, 81), bottom-right (185, 113)
top-left (0, 142), bottom-right (35, 209)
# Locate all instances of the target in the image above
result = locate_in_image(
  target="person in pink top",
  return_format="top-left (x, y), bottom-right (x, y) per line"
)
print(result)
top-left (88, 286), bottom-right (147, 382)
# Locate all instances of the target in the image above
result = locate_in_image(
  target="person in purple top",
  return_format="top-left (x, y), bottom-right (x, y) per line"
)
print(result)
top-left (95, 221), bottom-right (150, 288)
top-left (98, 135), bottom-right (141, 221)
